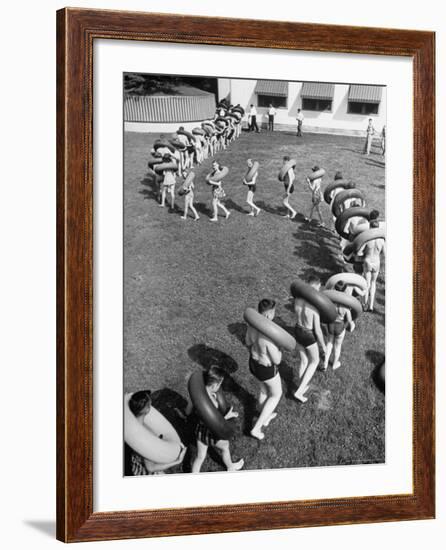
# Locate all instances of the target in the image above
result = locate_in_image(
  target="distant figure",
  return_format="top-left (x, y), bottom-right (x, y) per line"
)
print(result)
top-left (304, 165), bottom-right (325, 227)
top-left (296, 108), bottom-right (304, 137)
top-left (268, 104), bottom-right (277, 131)
top-left (249, 104), bottom-right (259, 133)
top-left (206, 161), bottom-right (231, 222)
top-left (381, 125), bottom-right (386, 156)
top-left (243, 159), bottom-right (261, 216)
top-left (363, 118), bottom-right (375, 156)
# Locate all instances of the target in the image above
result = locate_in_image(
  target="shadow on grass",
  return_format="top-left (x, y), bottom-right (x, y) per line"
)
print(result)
top-left (228, 322), bottom-right (247, 345)
top-left (193, 201), bottom-right (213, 217)
top-left (188, 343), bottom-right (239, 374)
top-left (366, 350), bottom-right (385, 394)
top-left (139, 175), bottom-right (160, 201)
top-left (256, 199), bottom-right (286, 217)
top-left (225, 197), bottom-right (248, 214)
top-left (366, 159), bottom-right (386, 169)
top-left (292, 225), bottom-right (344, 278)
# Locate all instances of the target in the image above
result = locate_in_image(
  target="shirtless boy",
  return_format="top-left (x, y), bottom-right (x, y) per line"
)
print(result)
top-left (361, 220), bottom-right (386, 312)
top-left (293, 276), bottom-right (326, 403)
top-left (245, 299), bottom-right (283, 440)
top-left (281, 156), bottom-right (297, 219)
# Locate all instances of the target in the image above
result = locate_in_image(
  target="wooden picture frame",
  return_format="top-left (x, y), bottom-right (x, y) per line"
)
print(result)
top-left (56, 7), bottom-right (435, 543)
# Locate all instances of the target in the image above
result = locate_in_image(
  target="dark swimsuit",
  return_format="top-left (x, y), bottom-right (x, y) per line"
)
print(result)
top-left (294, 324), bottom-right (317, 348)
top-left (284, 182), bottom-right (294, 194)
top-left (327, 321), bottom-right (346, 336)
top-left (247, 184), bottom-right (257, 193)
top-left (249, 356), bottom-right (278, 382)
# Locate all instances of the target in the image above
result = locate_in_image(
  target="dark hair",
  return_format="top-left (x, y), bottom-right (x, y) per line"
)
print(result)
top-left (370, 209), bottom-right (380, 220)
top-left (312, 165), bottom-right (320, 172)
top-left (203, 365), bottom-right (225, 387)
top-left (162, 154), bottom-right (171, 162)
top-left (179, 126), bottom-right (184, 131)
top-left (308, 275), bottom-right (321, 286)
top-left (346, 181), bottom-right (355, 189)
top-left (258, 298), bottom-right (276, 314)
top-left (334, 171), bottom-right (343, 180)
top-left (370, 220), bottom-right (380, 229)
top-left (283, 155), bottom-right (290, 162)
top-left (129, 391), bottom-right (152, 417)
top-left (334, 281), bottom-right (347, 292)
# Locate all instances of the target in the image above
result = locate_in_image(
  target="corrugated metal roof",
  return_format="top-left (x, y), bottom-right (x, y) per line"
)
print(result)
top-left (300, 82), bottom-right (335, 100)
top-left (348, 85), bottom-right (383, 103)
top-left (254, 80), bottom-right (289, 97)
top-left (124, 94), bottom-right (216, 123)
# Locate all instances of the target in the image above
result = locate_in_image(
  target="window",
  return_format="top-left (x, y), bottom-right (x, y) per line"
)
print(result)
top-left (302, 98), bottom-right (332, 112)
top-left (257, 94), bottom-right (287, 108)
top-left (347, 101), bottom-right (379, 115)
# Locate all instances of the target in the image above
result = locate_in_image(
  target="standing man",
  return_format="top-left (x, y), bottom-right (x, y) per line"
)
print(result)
top-left (296, 108), bottom-right (304, 137)
top-left (249, 104), bottom-right (259, 133)
top-left (293, 276), bottom-right (326, 403)
top-left (380, 125), bottom-right (386, 156)
top-left (363, 118), bottom-right (375, 156)
top-left (268, 104), bottom-right (277, 131)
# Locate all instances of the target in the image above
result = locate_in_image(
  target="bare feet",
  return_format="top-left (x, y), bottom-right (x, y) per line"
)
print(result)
top-left (294, 391), bottom-right (308, 403)
top-left (290, 212), bottom-right (297, 220)
top-left (209, 217), bottom-right (218, 222)
top-left (263, 412), bottom-right (277, 427)
top-left (225, 211), bottom-right (231, 219)
top-left (248, 211), bottom-right (255, 216)
top-left (255, 209), bottom-right (261, 216)
top-left (333, 361), bottom-right (342, 370)
top-left (181, 216), bottom-right (187, 220)
top-left (250, 428), bottom-right (265, 440)
top-left (228, 459), bottom-right (244, 471)
top-left (194, 216), bottom-right (200, 221)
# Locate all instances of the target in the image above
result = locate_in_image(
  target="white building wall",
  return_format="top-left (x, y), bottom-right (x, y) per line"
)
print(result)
top-left (226, 79), bottom-right (386, 137)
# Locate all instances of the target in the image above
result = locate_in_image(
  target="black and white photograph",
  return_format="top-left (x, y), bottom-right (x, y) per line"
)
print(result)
top-left (123, 73), bottom-right (386, 476)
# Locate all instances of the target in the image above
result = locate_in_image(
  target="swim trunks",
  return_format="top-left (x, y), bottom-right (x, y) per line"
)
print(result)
top-left (294, 324), bottom-right (317, 348)
top-left (284, 182), bottom-right (294, 194)
top-left (364, 258), bottom-right (380, 273)
top-left (249, 356), bottom-right (278, 382)
top-left (247, 184), bottom-right (257, 193)
top-left (328, 320), bottom-right (346, 336)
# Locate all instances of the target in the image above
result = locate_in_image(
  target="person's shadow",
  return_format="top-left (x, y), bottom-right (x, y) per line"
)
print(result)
top-left (139, 174), bottom-right (160, 202)
top-left (366, 350), bottom-right (385, 393)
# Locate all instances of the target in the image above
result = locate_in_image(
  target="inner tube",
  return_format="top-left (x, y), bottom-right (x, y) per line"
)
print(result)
top-left (231, 105), bottom-right (245, 115)
top-left (215, 117), bottom-right (228, 125)
top-left (124, 398), bottom-right (183, 464)
top-left (322, 290), bottom-right (362, 320)
top-left (169, 138), bottom-right (187, 151)
top-left (206, 166), bottom-right (229, 183)
top-left (182, 171), bottom-right (195, 187)
top-left (177, 129), bottom-right (194, 141)
top-left (307, 168), bottom-right (326, 181)
top-left (325, 272), bottom-right (367, 292)
top-left (201, 124), bottom-right (215, 137)
top-left (243, 307), bottom-right (296, 352)
top-left (153, 140), bottom-right (176, 154)
top-left (290, 281), bottom-right (337, 323)
top-left (227, 112), bottom-right (241, 121)
top-left (378, 360), bottom-right (385, 387)
top-left (278, 159), bottom-right (297, 182)
top-left (349, 220), bottom-right (370, 239)
top-left (344, 227), bottom-right (386, 256)
top-left (154, 160), bottom-right (178, 173)
top-left (192, 127), bottom-right (205, 136)
top-left (323, 180), bottom-right (354, 204)
top-left (147, 157), bottom-right (164, 169)
top-left (188, 371), bottom-right (235, 440)
top-left (331, 189), bottom-right (365, 218)
top-left (335, 207), bottom-right (371, 240)
top-left (245, 161), bottom-right (259, 183)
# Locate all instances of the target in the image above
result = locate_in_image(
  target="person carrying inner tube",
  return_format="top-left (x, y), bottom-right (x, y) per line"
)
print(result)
top-left (245, 299), bottom-right (283, 441)
top-left (159, 155), bottom-right (177, 210)
top-left (359, 220), bottom-right (386, 312)
top-left (322, 281), bottom-right (355, 371)
top-left (243, 159), bottom-right (261, 217)
top-left (207, 161), bottom-right (231, 222)
top-left (189, 366), bottom-right (244, 473)
top-left (304, 165), bottom-right (325, 227)
top-left (128, 391), bottom-right (186, 475)
top-left (293, 276), bottom-right (327, 403)
top-left (281, 156), bottom-right (297, 220)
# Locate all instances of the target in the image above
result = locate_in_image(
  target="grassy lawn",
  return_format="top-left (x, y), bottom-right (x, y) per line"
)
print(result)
top-left (124, 129), bottom-right (385, 473)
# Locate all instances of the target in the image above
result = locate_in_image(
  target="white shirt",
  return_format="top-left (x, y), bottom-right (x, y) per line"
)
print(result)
top-left (268, 107), bottom-right (277, 116)
top-left (249, 106), bottom-right (257, 116)
top-left (296, 112), bottom-right (304, 122)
